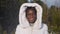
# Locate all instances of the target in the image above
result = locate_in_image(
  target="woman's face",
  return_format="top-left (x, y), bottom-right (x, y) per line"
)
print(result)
top-left (26, 9), bottom-right (37, 23)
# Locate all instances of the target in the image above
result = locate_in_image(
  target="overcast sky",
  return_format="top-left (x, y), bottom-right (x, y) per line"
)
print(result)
top-left (41, 0), bottom-right (60, 8)
top-left (27, 0), bottom-right (60, 8)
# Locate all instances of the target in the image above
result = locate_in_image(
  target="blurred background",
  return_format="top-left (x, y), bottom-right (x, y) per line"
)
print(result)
top-left (0, 0), bottom-right (60, 34)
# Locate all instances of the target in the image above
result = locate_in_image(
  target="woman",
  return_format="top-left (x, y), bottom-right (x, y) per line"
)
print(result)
top-left (15, 3), bottom-right (49, 34)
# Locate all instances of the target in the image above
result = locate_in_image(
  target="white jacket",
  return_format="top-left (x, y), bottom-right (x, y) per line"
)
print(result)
top-left (15, 3), bottom-right (49, 34)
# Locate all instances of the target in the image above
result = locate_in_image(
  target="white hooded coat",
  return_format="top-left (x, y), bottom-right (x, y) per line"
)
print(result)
top-left (15, 3), bottom-right (49, 34)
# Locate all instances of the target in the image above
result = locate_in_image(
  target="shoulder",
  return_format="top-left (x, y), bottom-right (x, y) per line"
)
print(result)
top-left (15, 25), bottom-right (21, 34)
top-left (16, 25), bottom-right (21, 30)
top-left (43, 24), bottom-right (48, 30)
top-left (43, 23), bottom-right (48, 28)
top-left (41, 23), bottom-right (48, 30)
top-left (42, 23), bottom-right (49, 34)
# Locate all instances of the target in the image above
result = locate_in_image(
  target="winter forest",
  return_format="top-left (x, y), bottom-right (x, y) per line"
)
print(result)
top-left (0, 0), bottom-right (60, 34)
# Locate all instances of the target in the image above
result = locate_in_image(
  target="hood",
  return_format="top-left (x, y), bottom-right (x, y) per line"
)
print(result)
top-left (19, 3), bottom-right (43, 29)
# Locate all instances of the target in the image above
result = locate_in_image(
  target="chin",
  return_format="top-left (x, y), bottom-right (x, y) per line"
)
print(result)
top-left (29, 21), bottom-right (35, 23)
top-left (28, 19), bottom-right (35, 23)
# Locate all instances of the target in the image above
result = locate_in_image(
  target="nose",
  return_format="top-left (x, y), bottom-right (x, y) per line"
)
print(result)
top-left (29, 14), bottom-right (34, 18)
top-left (30, 16), bottom-right (33, 18)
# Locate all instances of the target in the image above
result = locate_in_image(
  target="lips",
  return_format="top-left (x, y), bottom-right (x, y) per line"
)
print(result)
top-left (28, 17), bottom-right (34, 21)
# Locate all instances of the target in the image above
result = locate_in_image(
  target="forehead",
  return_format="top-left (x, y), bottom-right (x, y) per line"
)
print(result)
top-left (27, 9), bottom-right (34, 12)
top-left (25, 9), bottom-right (36, 13)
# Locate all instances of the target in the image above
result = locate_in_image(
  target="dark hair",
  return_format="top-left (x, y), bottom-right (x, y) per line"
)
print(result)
top-left (25, 7), bottom-right (37, 15)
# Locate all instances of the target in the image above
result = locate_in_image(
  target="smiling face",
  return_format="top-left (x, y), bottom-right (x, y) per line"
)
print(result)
top-left (25, 7), bottom-right (37, 23)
